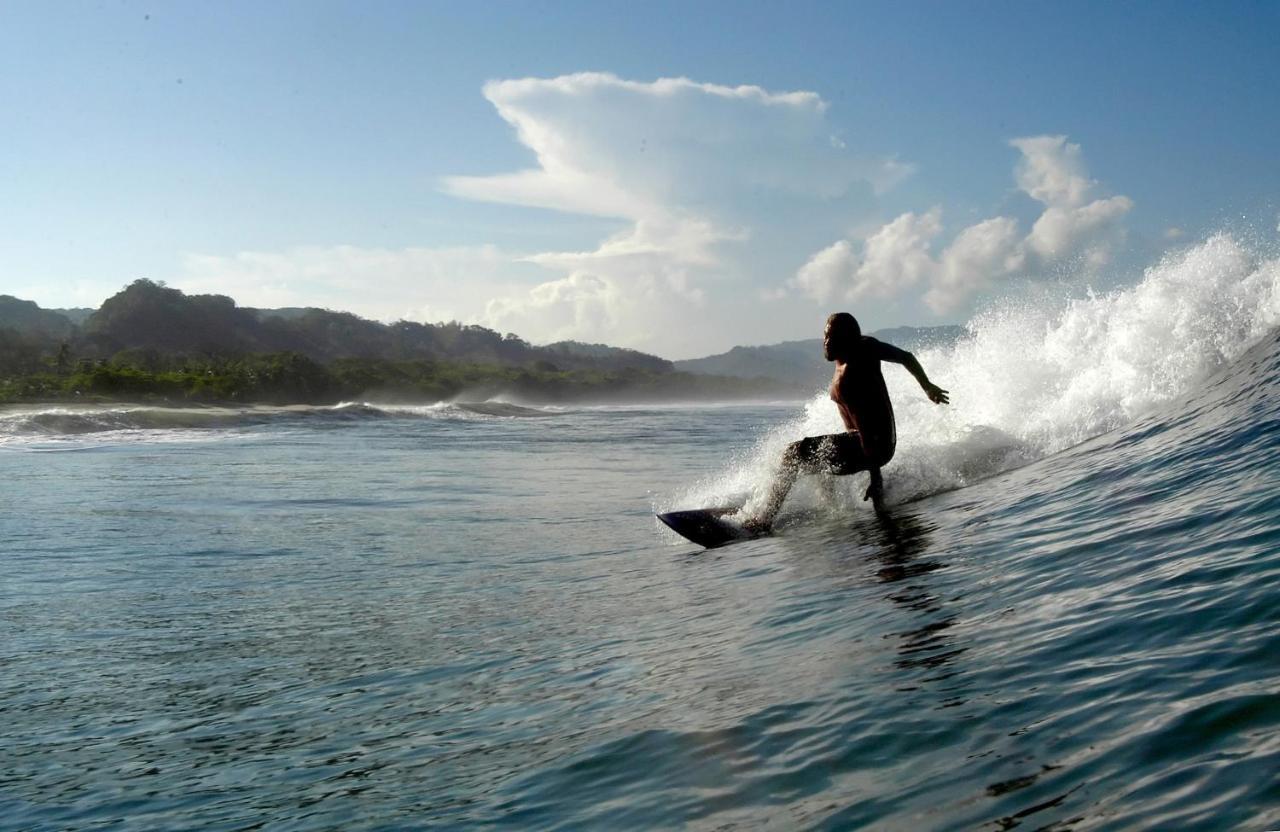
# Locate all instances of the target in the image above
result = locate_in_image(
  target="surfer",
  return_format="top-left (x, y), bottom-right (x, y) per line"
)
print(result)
top-left (744, 312), bottom-right (949, 531)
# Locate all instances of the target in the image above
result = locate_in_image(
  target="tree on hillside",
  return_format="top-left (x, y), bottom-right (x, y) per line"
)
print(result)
top-left (71, 279), bottom-right (675, 373)
top-left (83, 279), bottom-right (263, 357)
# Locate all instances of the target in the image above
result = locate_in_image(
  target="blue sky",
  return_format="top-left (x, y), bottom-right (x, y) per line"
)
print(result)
top-left (2, 1), bottom-right (1277, 357)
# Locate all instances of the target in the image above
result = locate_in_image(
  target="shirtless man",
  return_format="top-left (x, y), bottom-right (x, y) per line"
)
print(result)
top-left (745, 312), bottom-right (949, 530)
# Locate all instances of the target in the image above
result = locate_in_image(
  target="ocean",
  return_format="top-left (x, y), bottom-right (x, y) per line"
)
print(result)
top-left (3, 233), bottom-right (1279, 830)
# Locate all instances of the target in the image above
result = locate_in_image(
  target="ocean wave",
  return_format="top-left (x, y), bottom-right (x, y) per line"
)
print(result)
top-left (326, 400), bottom-right (565, 421)
top-left (0, 399), bottom-right (567, 445)
top-left (344, 401), bottom-right (561, 419)
top-left (673, 231), bottom-right (1280, 517)
top-left (0, 406), bottom-right (261, 438)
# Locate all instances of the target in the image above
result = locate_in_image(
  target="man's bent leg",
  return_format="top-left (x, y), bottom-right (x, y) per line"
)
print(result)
top-left (751, 440), bottom-right (808, 529)
top-left (750, 435), bottom-right (854, 530)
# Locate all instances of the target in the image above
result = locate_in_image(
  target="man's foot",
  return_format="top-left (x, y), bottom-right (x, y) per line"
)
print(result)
top-left (739, 516), bottom-right (772, 537)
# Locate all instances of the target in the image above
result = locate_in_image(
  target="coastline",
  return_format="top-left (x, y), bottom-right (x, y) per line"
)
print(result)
top-left (0, 362), bottom-right (811, 410)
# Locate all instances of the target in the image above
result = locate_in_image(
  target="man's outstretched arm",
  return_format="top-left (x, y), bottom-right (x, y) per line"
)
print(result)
top-left (876, 341), bottom-right (950, 404)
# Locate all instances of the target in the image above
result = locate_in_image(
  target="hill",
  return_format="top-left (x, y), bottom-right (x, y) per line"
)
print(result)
top-left (0, 281), bottom-right (959, 405)
top-left (0, 295), bottom-right (77, 340)
top-left (51, 307), bottom-right (95, 325)
top-left (674, 325), bottom-right (966, 386)
top-left (74, 280), bottom-right (673, 372)
top-left (0, 281), bottom-right (755, 405)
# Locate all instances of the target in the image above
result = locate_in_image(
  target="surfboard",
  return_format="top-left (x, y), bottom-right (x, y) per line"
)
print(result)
top-left (656, 507), bottom-right (768, 549)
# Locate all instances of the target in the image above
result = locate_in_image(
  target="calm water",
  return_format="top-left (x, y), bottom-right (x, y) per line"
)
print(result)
top-left (5, 312), bottom-right (1280, 829)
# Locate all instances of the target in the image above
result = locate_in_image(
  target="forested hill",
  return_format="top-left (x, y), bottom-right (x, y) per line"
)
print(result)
top-left (0, 295), bottom-right (78, 341)
top-left (0, 280), bottom-right (803, 405)
top-left (0, 281), bottom-right (960, 405)
top-left (3, 279), bottom-right (671, 373)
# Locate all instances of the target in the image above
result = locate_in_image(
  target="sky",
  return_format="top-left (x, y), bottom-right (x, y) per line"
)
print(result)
top-left (2, 1), bottom-right (1277, 358)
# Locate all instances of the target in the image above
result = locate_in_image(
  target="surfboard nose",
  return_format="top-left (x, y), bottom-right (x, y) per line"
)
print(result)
top-left (657, 509), bottom-right (759, 549)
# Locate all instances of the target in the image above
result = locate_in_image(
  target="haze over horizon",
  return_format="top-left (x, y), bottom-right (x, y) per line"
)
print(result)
top-left (4, 1), bottom-right (1278, 359)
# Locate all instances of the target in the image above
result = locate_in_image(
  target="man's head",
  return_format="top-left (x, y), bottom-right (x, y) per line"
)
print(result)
top-left (823, 312), bottom-right (861, 361)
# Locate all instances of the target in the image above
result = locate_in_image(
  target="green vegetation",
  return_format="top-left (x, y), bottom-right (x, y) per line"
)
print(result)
top-left (0, 279), bottom-right (804, 405)
top-left (0, 353), bottom-right (793, 406)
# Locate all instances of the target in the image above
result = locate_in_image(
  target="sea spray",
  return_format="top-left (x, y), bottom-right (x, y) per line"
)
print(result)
top-left (671, 231), bottom-right (1280, 516)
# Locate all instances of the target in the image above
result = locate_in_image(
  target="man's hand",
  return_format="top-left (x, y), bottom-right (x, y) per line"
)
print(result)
top-left (924, 382), bottom-right (949, 405)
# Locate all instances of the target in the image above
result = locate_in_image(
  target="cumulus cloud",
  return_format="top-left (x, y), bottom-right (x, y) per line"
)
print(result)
top-left (787, 134), bottom-right (1133, 314)
top-left (1010, 135), bottom-right (1094, 208)
top-left (792, 240), bottom-right (858, 303)
top-left (172, 72), bottom-right (915, 356)
top-left (177, 241), bottom-right (701, 351)
top-left (444, 73), bottom-right (913, 349)
top-left (927, 216), bottom-right (1026, 313)
top-left (1024, 195), bottom-right (1132, 261)
top-left (1011, 135), bottom-right (1132, 261)
top-left (851, 209), bottom-right (944, 300)
top-left (789, 210), bottom-right (1024, 314)
top-left (445, 73), bottom-right (907, 218)
top-left (482, 272), bottom-right (621, 343)
top-left (480, 267), bottom-right (711, 349)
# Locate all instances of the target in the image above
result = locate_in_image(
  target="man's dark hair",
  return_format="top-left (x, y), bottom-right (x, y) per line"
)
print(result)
top-left (827, 312), bottom-right (861, 340)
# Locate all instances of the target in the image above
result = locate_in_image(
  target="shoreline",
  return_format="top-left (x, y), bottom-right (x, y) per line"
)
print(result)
top-left (0, 394), bottom-right (814, 412)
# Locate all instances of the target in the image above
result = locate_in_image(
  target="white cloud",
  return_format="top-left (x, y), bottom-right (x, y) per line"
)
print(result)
top-left (522, 215), bottom-right (738, 271)
top-left (177, 244), bottom-right (531, 324)
top-left (1024, 195), bottom-right (1133, 259)
top-left (176, 240), bottom-right (712, 353)
top-left (928, 216), bottom-right (1025, 313)
top-left (786, 135), bottom-right (1133, 315)
top-left (1011, 135), bottom-right (1132, 262)
top-left (480, 267), bottom-right (710, 350)
top-left (444, 73), bottom-right (906, 218)
top-left (851, 209), bottom-right (943, 300)
top-left (443, 72), bottom-right (913, 349)
top-left (482, 272), bottom-right (621, 343)
top-left (791, 240), bottom-right (858, 302)
top-left (1164, 226), bottom-right (1186, 241)
top-left (789, 211), bottom-right (1023, 314)
top-left (868, 157), bottom-right (917, 196)
top-left (1009, 135), bottom-right (1094, 208)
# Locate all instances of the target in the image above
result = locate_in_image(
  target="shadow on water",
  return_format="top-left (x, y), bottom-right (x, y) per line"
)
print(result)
top-left (807, 507), bottom-right (1086, 831)
top-left (872, 514), bottom-right (967, 691)
top-left (853, 507), bottom-right (965, 677)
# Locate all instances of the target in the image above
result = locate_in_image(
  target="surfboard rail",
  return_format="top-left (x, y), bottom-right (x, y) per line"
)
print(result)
top-left (656, 508), bottom-right (766, 549)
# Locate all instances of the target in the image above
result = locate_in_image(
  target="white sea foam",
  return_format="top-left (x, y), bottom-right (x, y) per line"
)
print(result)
top-left (344, 400), bottom-right (561, 419)
top-left (675, 231), bottom-right (1280, 516)
top-left (0, 398), bottom-right (561, 447)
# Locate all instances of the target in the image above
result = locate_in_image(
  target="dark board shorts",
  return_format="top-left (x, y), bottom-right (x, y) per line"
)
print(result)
top-left (789, 432), bottom-right (894, 475)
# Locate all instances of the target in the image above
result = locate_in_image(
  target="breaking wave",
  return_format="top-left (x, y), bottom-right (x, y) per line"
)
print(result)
top-left (0, 399), bottom-right (564, 448)
top-left (340, 401), bottom-right (561, 419)
top-left (677, 231), bottom-right (1280, 516)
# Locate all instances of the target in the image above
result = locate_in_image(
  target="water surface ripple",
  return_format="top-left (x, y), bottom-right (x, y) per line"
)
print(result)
top-left (2, 336), bottom-right (1279, 830)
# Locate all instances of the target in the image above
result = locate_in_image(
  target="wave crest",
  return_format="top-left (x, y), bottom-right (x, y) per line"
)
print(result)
top-left (675, 231), bottom-right (1280, 516)
top-left (0, 399), bottom-right (565, 446)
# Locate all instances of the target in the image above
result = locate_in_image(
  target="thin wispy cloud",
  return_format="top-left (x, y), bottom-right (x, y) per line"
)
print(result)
top-left (177, 244), bottom-right (533, 325)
